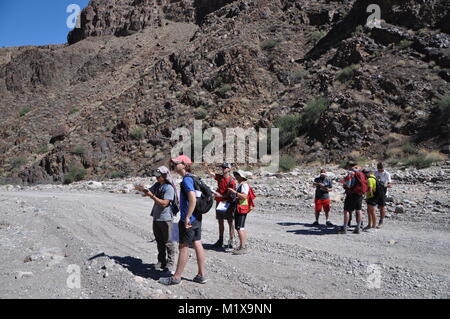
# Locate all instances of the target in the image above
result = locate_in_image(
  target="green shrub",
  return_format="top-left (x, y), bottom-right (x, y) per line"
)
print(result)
top-left (301, 98), bottom-right (329, 132)
top-left (19, 107), bottom-right (31, 117)
top-left (70, 145), bottom-right (86, 155)
top-left (288, 69), bottom-right (309, 84)
top-left (398, 39), bottom-right (413, 49)
top-left (437, 94), bottom-right (450, 137)
top-left (279, 155), bottom-right (297, 172)
top-left (109, 171), bottom-right (127, 179)
top-left (309, 30), bottom-right (326, 45)
top-left (401, 143), bottom-right (417, 155)
top-left (130, 127), bottom-right (145, 140)
top-left (217, 84), bottom-right (233, 97)
top-left (260, 39), bottom-right (280, 50)
top-left (37, 145), bottom-right (49, 154)
top-left (275, 114), bottom-right (302, 148)
top-left (404, 151), bottom-right (446, 169)
top-left (194, 108), bottom-right (208, 120)
top-left (69, 107), bottom-right (79, 115)
top-left (336, 64), bottom-right (358, 82)
top-left (10, 157), bottom-right (26, 169)
top-left (64, 167), bottom-right (86, 184)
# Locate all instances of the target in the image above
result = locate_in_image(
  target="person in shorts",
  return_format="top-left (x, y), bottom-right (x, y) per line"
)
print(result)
top-left (339, 161), bottom-right (364, 234)
top-left (312, 169), bottom-right (333, 227)
top-left (159, 155), bottom-right (207, 285)
top-left (375, 162), bottom-right (392, 228)
top-left (204, 162), bottom-right (237, 248)
top-left (363, 168), bottom-right (378, 231)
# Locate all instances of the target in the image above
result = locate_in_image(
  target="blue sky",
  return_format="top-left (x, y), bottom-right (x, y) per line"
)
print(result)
top-left (0, 0), bottom-right (90, 47)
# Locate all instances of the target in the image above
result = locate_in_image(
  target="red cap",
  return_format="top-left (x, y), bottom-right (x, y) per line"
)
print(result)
top-left (171, 155), bottom-right (192, 165)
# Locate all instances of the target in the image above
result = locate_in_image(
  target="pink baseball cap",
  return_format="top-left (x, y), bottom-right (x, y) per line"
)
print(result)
top-left (171, 155), bottom-right (192, 165)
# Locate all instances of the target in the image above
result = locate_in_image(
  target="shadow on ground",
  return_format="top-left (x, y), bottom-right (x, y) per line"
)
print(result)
top-left (277, 222), bottom-right (339, 236)
top-left (88, 252), bottom-right (168, 280)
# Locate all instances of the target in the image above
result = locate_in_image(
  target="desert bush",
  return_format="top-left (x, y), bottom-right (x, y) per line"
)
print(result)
top-left (275, 114), bottom-right (302, 148)
top-left (194, 107), bottom-right (208, 120)
top-left (403, 151), bottom-right (446, 169)
top-left (109, 171), bottom-right (127, 179)
top-left (260, 39), bottom-right (280, 50)
top-left (19, 107), bottom-right (31, 117)
top-left (64, 166), bottom-right (86, 184)
top-left (70, 145), bottom-right (86, 155)
top-left (437, 94), bottom-right (450, 138)
top-left (10, 157), bottom-right (26, 169)
top-left (279, 155), bottom-right (297, 172)
top-left (398, 39), bottom-right (413, 49)
top-left (37, 145), bottom-right (49, 154)
top-left (130, 127), bottom-right (145, 140)
top-left (336, 64), bottom-right (358, 82)
top-left (69, 107), bottom-right (79, 115)
top-left (301, 98), bottom-right (329, 132)
top-left (309, 30), bottom-right (326, 45)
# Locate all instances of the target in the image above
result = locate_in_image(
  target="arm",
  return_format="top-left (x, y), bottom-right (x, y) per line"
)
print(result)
top-left (228, 188), bottom-right (248, 200)
top-left (185, 191), bottom-right (197, 228)
top-left (144, 190), bottom-right (170, 208)
top-left (203, 163), bottom-right (216, 179)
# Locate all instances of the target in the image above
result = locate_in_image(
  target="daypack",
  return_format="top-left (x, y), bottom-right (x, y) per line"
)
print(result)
top-left (155, 183), bottom-right (179, 215)
top-left (350, 171), bottom-right (368, 196)
top-left (184, 174), bottom-right (214, 214)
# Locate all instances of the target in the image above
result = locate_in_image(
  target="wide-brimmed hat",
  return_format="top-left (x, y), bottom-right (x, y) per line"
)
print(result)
top-left (233, 170), bottom-right (250, 180)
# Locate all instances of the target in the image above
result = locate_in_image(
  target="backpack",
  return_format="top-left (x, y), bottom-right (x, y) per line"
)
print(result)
top-left (156, 183), bottom-right (179, 215)
top-left (350, 171), bottom-right (368, 196)
top-left (184, 174), bottom-right (214, 215)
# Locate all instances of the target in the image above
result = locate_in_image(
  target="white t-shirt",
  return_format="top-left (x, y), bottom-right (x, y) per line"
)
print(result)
top-left (238, 183), bottom-right (249, 195)
top-left (375, 171), bottom-right (392, 185)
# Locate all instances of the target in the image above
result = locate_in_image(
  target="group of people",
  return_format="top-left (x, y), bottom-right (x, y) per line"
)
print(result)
top-left (135, 155), bottom-right (391, 286)
top-left (134, 155), bottom-right (255, 286)
top-left (312, 161), bottom-right (392, 234)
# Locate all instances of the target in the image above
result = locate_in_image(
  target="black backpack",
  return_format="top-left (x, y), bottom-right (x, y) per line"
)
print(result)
top-left (183, 174), bottom-right (214, 215)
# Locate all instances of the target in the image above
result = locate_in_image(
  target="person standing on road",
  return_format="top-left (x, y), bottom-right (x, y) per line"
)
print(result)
top-left (375, 162), bottom-right (392, 228)
top-left (339, 161), bottom-right (367, 234)
top-left (312, 169), bottom-right (334, 227)
top-left (227, 170), bottom-right (255, 255)
top-left (204, 162), bottom-right (237, 249)
top-left (363, 168), bottom-right (378, 232)
top-left (159, 155), bottom-right (207, 285)
top-left (134, 166), bottom-right (178, 274)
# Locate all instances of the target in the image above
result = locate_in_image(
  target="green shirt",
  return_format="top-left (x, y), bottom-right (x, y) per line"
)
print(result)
top-left (366, 175), bottom-right (377, 199)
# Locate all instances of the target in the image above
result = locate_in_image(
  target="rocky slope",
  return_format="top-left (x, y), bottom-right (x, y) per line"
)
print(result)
top-left (0, 0), bottom-right (449, 184)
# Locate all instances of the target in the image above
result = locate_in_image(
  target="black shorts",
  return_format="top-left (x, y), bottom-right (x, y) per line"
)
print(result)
top-left (344, 193), bottom-right (363, 212)
top-left (178, 220), bottom-right (202, 244)
top-left (235, 213), bottom-right (247, 230)
top-left (377, 187), bottom-right (387, 207)
top-left (366, 197), bottom-right (378, 207)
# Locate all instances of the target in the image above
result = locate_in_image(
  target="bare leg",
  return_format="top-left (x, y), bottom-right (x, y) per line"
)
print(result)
top-left (237, 229), bottom-right (247, 248)
top-left (343, 211), bottom-right (350, 227)
top-left (227, 219), bottom-right (235, 241)
top-left (218, 219), bottom-right (224, 238)
top-left (192, 240), bottom-right (206, 277)
top-left (315, 211), bottom-right (320, 222)
top-left (355, 210), bottom-right (362, 227)
top-left (173, 243), bottom-right (189, 281)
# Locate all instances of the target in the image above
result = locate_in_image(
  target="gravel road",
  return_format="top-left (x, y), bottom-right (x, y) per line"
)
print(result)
top-left (0, 170), bottom-right (449, 299)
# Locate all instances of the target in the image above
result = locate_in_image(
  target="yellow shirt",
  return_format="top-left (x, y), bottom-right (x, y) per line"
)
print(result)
top-left (366, 175), bottom-right (377, 199)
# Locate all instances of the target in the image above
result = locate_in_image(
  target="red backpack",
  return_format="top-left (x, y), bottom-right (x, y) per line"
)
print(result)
top-left (350, 171), bottom-right (368, 196)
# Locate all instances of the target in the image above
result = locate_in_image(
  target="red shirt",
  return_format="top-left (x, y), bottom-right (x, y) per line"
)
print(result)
top-left (214, 174), bottom-right (236, 202)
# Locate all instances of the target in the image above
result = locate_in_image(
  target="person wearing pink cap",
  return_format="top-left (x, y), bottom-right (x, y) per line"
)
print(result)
top-left (159, 155), bottom-right (207, 285)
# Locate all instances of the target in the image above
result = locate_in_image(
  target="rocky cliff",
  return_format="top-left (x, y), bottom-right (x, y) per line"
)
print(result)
top-left (0, 0), bottom-right (449, 184)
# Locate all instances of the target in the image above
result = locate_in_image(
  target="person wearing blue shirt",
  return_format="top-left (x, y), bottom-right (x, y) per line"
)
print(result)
top-left (159, 155), bottom-right (207, 286)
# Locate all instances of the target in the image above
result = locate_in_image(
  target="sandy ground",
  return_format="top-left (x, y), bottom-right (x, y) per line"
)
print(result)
top-left (0, 185), bottom-right (448, 299)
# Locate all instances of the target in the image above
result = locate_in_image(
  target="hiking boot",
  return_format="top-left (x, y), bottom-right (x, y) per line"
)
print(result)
top-left (353, 227), bottom-right (361, 234)
top-left (312, 221), bottom-right (319, 226)
top-left (158, 276), bottom-right (181, 285)
top-left (212, 239), bottom-right (223, 248)
top-left (326, 221), bottom-right (334, 227)
top-left (338, 226), bottom-right (347, 234)
top-left (233, 246), bottom-right (248, 255)
top-left (193, 275), bottom-right (208, 284)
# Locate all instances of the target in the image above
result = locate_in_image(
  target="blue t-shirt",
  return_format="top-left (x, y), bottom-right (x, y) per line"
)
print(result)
top-left (180, 175), bottom-right (201, 223)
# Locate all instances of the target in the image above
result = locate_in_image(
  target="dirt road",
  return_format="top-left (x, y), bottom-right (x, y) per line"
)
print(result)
top-left (0, 187), bottom-right (448, 299)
